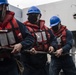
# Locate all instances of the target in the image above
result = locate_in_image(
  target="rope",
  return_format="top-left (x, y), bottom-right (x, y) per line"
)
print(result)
top-left (15, 58), bottom-right (24, 75)
top-left (23, 50), bottom-right (76, 55)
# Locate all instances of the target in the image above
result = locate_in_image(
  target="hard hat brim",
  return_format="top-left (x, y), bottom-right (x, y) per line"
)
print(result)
top-left (0, 2), bottom-right (9, 5)
top-left (50, 21), bottom-right (59, 27)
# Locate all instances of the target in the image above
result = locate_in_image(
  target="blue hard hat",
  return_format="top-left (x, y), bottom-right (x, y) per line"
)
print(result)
top-left (50, 16), bottom-right (61, 27)
top-left (0, 0), bottom-right (9, 5)
top-left (27, 6), bottom-right (41, 14)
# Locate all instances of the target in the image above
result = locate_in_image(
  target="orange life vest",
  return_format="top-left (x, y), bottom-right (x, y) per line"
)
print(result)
top-left (24, 20), bottom-right (50, 52)
top-left (0, 18), bottom-right (22, 44)
top-left (52, 25), bottom-right (67, 49)
top-left (0, 18), bottom-right (23, 58)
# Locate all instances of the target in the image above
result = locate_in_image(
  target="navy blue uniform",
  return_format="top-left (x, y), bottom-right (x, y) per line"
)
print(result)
top-left (21, 27), bottom-right (57, 75)
top-left (0, 12), bottom-right (34, 75)
top-left (49, 30), bottom-right (76, 75)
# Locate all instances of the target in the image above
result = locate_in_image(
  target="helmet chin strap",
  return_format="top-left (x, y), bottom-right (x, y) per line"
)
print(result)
top-left (35, 14), bottom-right (41, 25)
top-left (1, 4), bottom-right (6, 22)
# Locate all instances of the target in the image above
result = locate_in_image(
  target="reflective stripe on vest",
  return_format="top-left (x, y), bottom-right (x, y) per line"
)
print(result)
top-left (26, 23), bottom-right (50, 51)
top-left (0, 18), bottom-right (22, 46)
top-left (57, 30), bottom-right (66, 49)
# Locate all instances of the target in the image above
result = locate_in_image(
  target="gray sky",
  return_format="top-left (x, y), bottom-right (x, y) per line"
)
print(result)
top-left (8, 0), bottom-right (62, 9)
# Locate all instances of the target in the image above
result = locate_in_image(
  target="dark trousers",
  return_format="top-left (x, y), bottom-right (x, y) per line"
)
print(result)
top-left (23, 63), bottom-right (49, 75)
top-left (0, 58), bottom-right (19, 75)
top-left (49, 55), bottom-right (76, 75)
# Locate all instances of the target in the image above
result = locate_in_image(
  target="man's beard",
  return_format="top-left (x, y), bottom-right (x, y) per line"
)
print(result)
top-left (28, 15), bottom-right (38, 24)
top-left (52, 25), bottom-right (59, 32)
top-left (0, 10), bottom-right (2, 19)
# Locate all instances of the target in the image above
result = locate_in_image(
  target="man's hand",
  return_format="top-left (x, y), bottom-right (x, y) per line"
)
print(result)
top-left (54, 48), bottom-right (63, 57)
top-left (11, 43), bottom-right (22, 54)
top-left (30, 48), bottom-right (37, 54)
top-left (48, 46), bottom-right (54, 53)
